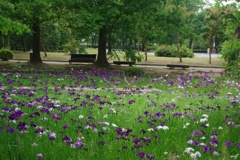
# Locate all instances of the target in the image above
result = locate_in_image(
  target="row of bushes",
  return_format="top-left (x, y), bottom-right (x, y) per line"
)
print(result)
top-left (155, 45), bottom-right (194, 58)
top-left (0, 49), bottom-right (14, 61)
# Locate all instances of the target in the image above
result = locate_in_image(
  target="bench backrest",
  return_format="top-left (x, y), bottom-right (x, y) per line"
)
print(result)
top-left (70, 54), bottom-right (96, 60)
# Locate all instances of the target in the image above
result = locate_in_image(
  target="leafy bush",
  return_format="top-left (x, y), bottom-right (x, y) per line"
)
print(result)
top-left (63, 39), bottom-right (87, 54)
top-left (0, 49), bottom-right (14, 61)
top-left (155, 45), bottom-right (194, 58)
top-left (124, 67), bottom-right (144, 77)
top-left (123, 47), bottom-right (143, 64)
top-left (220, 39), bottom-right (240, 76)
top-left (180, 46), bottom-right (194, 58)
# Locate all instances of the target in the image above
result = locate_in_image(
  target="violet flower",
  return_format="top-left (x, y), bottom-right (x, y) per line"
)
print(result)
top-left (224, 141), bottom-right (232, 147)
top-left (35, 153), bottom-right (44, 159)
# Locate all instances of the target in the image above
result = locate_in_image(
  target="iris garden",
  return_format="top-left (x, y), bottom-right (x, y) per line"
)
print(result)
top-left (0, 66), bottom-right (239, 160)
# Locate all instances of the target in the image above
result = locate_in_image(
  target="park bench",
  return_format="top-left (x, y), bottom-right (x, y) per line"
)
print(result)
top-left (167, 64), bottom-right (189, 70)
top-left (69, 54), bottom-right (96, 64)
top-left (113, 61), bottom-right (134, 66)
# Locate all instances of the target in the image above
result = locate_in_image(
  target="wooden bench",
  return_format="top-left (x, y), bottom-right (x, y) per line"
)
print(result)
top-left (69, 54), bottom-right (96, 64)
top-left (167, 64), bottom-right (189, 70)
top-left (113, 61), bottom-right (134, 66)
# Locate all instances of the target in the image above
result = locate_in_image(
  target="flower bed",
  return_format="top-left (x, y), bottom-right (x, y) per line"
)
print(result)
top-left (0, 67), bottom-right (239, 159)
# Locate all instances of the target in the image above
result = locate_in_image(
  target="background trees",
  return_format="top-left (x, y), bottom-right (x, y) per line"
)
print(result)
top-left (1, 0), bottom-right (239, 68)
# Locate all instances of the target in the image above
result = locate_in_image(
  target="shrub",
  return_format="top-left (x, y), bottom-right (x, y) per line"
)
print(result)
top-left (155, 45), bottom-right (194, 58)
top-left (180, 46), bottom-right (194, 58)
top-left (155, 45), bottom-right (175, 57)
top-left (0, 49), bottom-right (14, 61)
top-left (124, 67), bottom-right (144, 77)
top-left (123, 47), bottom-right (143, 64)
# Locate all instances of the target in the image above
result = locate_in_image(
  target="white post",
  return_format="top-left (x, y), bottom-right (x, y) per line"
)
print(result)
top-left (207, 48), bottom-right (211, 63)
top-left (207, 48), bottom-right (210, 55)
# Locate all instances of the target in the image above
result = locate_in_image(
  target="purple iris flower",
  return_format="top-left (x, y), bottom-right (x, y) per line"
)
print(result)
top-left (141, 137), bottom-right (151, 143)
top-left (7, 128), bottom-right (16, 133)
top-left (17, 122), bottom-right (28, 132)
top-left (192, 141), bottom-right (200, 146)
top-left (224, 141), bottom-right (232, 147)
top-left (128, 100), bottom-right (135, 104)
top-left (8, 111), bottom-right (25, 120)
top-left (50, 114), bottom-right (61, 120)
top-left (132, 138), bottom-right (141, 144)
top-left (62, 124), bottom-right (69, 129)
top-left (75, 141), bottom-right (83, 148)
top-left (40, 108), bottom-right (49, 113)
top-left (62, 136), bottom-right (72, 142)
top-left (49, 132), bottom-right (56, 140)
top-left (146, 154), bottom-right (154, 159)
top-left (35, 153), bottom-right (44, 159)
top-left (136, 152), bottom-right (146, 158)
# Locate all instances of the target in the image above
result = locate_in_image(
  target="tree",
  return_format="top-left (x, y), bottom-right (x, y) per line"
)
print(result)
top-left (80, 0), bottom-right (122, 67)
top-left (3, 0), bottom-right (68, 63)
top-left (220, 1), bottom-right (240, 68)
top-left (0, 1), bottom-right (30, 49)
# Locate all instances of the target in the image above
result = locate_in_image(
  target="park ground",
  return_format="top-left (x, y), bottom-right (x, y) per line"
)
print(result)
top-left (0, 49), bottom-right (227, 77)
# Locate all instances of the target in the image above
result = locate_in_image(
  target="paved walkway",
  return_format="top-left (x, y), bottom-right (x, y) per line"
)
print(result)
top-left (9, 59), bottom-right (225, 73)
top-left (148, 52), bottom-right (221, 58)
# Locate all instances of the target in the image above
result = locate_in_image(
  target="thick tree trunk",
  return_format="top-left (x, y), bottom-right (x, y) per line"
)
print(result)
top-left (94, 26), bottom-right (109, 67)
top-left (21, 36), bottom-right (27, 52)
top-left (31, 22), bottom-right (42, 63)
top-left (176, 32), bottom-right (182, 62)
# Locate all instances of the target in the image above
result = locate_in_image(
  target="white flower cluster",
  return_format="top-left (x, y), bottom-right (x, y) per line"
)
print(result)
top-left (183, 122), bottom-right (190, 129)
top-left (184, 147), bottom-right (201, 160)
top-left (156, 125), bottom-right (169, 130)
top-left (200, 114), bottom-right (208, 123)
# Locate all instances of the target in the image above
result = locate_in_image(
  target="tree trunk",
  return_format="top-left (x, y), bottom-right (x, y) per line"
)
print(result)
top-left (40, 37), bottom-right (47, 57)
top-left (189, 38), bottom-right (193, 49)
top-left (141, 41), bottom-right (144, 52)
top-left (7, 33), bottom-right (11, 49)
top-left (31, 22), bottom-right (42, 63)
top-left (94, 26), bottom-right (109, 67)
top-left (21, 36), bottom-right (27, 52)
top-left (107, 30), bottom-right (112, 54)
top-left (143, 40), bottom-right (148, 61)
top-left (1, 33), bottom-right (4, 48)
top-left (176, 32), bottom-right (182, 62)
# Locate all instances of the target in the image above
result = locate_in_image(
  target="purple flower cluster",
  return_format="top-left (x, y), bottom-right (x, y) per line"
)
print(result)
top-left (136, 152), bottom-right (154, 159)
